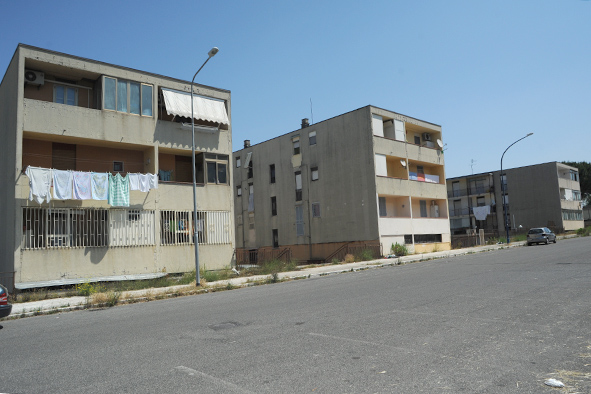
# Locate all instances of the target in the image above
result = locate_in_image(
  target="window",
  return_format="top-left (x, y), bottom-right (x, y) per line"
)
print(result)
top-left (160, 210), bottom-right (231, 245)
top-left (420, 200), bottom-right (427, 217)
top-left (272, 229), bottom-right (279, 248)
top-left (414, 135), bottom-right (421, 145)
top-left (477, 196), bottom-right (485, 207)
top-left (417, 165), bottom-right (424, 175)
top-left (311, 167), bottom-right (319, 181)
top-left (570, 170), bottom-right (579, 181)
top-left (562, 209), bottom-right (583, 221)
top-left (248, 183), bottom-right (254, 212)
top-left (271, 196), bottom-right (277, 216)
top-left (293, 137), bottom-right (300, 155)
top-left (236, 156), bottom-right (241, 168)
top-left (309, 131), bottom-right (317, 145)
top-left (52, 142), bottom-right (76, 170)
top-left (248, 158), bottom-right (254, 179)
top-left (414, 234), bottom-right (442, 243)
top-left (113, 161), bottom-right (124, 172)
top-left (312, 202), bottom-right (321, 218)
top-left (270, 164), bottom-right (276, 183)
top-left (103, 76), bottom-right (153, 116)
top-left (378, 197), bottom-right (387, 217)
top-left (54, 85), bottom-right (78, 106)
top-left (295, 171), bottom-right (302, 201)
top-left (295, 205), bottom-right (304, 236)
top-left (237, 186), bottom-right (242, 197)
top-left (404, 234), bottom-right (413, 244)
top-left (205, 154), bottom-right (228, 184)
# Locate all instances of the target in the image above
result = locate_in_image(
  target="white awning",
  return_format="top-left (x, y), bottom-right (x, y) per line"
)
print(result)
top-left (161, 88), bottom-right (229, 125)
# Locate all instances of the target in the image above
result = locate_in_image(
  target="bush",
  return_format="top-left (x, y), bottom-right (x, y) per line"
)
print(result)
top-left (576, 227), bottom-right (590, 236)
top-left (391, 242), bottom-right (408, 256)
top-left (355, 249), bottom-right (375, 262)
top-left (344, 254), bottom-right (355, 264)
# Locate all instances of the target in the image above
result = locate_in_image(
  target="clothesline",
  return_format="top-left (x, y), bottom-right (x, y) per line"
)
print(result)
top-left (25, 166), bottom-right (158, 207)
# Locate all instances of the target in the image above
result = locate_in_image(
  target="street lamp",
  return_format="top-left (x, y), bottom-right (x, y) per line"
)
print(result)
top-left (500, 132), bottom-right (533, 244)
top-left (191, 46), bottom-right (219, 285)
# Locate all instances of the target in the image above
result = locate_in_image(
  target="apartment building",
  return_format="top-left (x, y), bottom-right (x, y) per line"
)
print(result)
top-left (233, 106), bottom-right (451, 263)
top-left (0, 45), bottom-right (234, 290)
top-left (447, 162), bottom-right (584, 237)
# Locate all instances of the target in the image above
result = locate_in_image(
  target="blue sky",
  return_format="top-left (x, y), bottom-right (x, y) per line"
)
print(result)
top-left (1, 0), bottom-right (589, 178)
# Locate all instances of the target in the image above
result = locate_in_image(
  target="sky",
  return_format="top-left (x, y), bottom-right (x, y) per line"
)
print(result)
top-left (1, 0), bottom-right (589, 178)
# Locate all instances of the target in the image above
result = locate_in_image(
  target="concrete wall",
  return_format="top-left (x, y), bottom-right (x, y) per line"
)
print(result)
top-left (234, 107), bottom-right (380, 259)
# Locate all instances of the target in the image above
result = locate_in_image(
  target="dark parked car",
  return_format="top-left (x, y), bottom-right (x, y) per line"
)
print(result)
top-left (0, 284), bottom-right (12, 319)
top-left (527, 227), bottom-right (556, 246)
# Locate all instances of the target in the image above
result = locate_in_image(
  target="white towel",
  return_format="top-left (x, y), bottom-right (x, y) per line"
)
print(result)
top-left (473, 205), bottom-right (490, 221)
top-left (25, 166), bottom-right (52, 204)
top-left (73, 171), bottom-right (92, 200)
top-left (138, 173), bottom-right (151, 192)
top-left (52, 169), bottom-right (73, 200)
top-left (91, 172), bottom-right (109, 200)
top-left (148, 173), bottom-right (158, 190)
top-left (128, 173), bottom-right (141, 191)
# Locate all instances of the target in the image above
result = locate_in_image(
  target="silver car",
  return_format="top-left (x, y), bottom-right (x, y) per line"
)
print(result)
top-left (527, 227), bottom-right (556, 246)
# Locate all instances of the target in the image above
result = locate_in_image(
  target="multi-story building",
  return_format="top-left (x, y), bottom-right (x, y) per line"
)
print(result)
top-left (0, 44), bottom-right (234, 290)
top-left (233, 106), bottom-right (451, 263)
top-left (447, 162), bottom-right (584, 237)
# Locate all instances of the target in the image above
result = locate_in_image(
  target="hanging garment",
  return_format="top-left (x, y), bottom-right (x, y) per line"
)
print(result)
top-left (108, 173), bottom-right (130, 207)
top-left (25, 166), bottom-right (52, 204)
top-left (138, 173), bottom-right (151, 192)
top-left (73, 171), bottom-right (92, 200)
top-left (52, 169), bottom-right (73, 200)
top-left (473, 205), bottom-right (491, 221)
top-left (128, 173), bottom-right (141, 191)
top-left (159, 170), bottom-right (172, 181)
top-left (148, 173), bottom-right (159, 190)
top-left (91, 172), bottom-right (109, 200)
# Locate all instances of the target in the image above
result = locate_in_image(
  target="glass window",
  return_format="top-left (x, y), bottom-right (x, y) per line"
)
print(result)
top-left (141, 84), bottom-right (153, 116)
top-left (117, 80), bottom-right (127, 112)
top-left (272, 229), bottom-right (279, 248)
top-left (237, 186), bottom-right (242, 197)
top-left (113, 161), bottom-right (124, 172)
top-left (217, 163), bottom-right (227, 184)
top-left (54, 85), bottom-right (77, 106)
top-left (55, 85), bottom-right (65, 104)
top-left (271, 197), bottom-right (277, 216)
top-left (104, 77), bottom-right (116, 110)
top-left (66, 87), bottom-right (76, 106)
top-left (236, 157), bottom-right (241, 168)
top-left (207, 162), bottom-right (217, 183)
top-left (311, 167), bottom-right (318, 181)
top-left (295, 206), bottom-right (304, 236)
top-left (379, 197), bottom-right (387, 217)
top-left (130, 82), bottom-right (141, 115)
top-left (293, 138), bottom-right (300, 155)
top-left (312, 202), bottom-right (320, 218)
top-left (270, 164), bottom-right (275, 183)
top-left (420, 200), bottom-right (427, 217)
top-left (309, 131), bottom-right (316, 145)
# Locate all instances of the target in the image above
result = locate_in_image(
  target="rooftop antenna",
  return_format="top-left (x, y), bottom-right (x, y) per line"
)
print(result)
top-left (471, 159), bottom-right (477, 174)
top-left (310, 98), bottom-right (314, 125)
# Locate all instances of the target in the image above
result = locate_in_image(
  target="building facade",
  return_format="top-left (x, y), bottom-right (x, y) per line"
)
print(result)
top-left (0, 45), bottom-right (234, 290)
top-left (233, 106), bottom-right (451, 263)
top-left (447, 162), bottom-right (584, 237)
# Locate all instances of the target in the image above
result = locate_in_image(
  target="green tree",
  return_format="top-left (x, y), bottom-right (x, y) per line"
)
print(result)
top-left (563, 161), bottom-right (591, 204)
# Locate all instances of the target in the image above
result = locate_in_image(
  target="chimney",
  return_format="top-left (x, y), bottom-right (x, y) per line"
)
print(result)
top-left (301, 118), bottom-right (310, 129)
top-left (244, 140), bottom-right (251, 148)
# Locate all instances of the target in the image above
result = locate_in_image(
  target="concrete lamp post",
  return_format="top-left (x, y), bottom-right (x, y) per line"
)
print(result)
top-left (500, 132), bottom-right (533, 244)
top-left (191, 46), bottom-right (219, 286)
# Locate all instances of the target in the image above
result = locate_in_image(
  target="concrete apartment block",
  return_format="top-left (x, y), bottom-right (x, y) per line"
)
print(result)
top-left (233, 106), bottom-right (451, 263)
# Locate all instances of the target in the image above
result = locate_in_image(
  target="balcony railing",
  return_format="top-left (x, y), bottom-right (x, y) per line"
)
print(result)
top-left (409, 172), bottom-right (440, 184)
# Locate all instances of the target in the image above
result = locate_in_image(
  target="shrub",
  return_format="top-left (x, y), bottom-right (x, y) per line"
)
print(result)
top-left (76, 282), bottom-right (103, 297)
top-left (576, 227), bottom-right (590, 236)
top-left (355, 249), bottom-right (375, 262)
top-left (391, 242), bottom-right (408, 256)
top-left (344, 254), bottom-right (355, 264)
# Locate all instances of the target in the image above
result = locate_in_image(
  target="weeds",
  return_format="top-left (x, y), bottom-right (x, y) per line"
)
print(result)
top-left (355, 249), bottom-right (375, 262)
top-left (576, 226), bottom-right (590, 236)
top-left (391, 242), bottom-right (408, 256)
top-left (344, 254), bottom-right (355, 264)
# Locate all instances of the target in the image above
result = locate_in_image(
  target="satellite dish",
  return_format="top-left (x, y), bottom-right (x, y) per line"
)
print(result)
top-left (400, 160), bottom-right (407, 167)
top-left (437, 139), bottom-right (444, 148)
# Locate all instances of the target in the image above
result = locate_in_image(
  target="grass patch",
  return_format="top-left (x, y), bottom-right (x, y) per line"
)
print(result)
top-left (354, 249), bottom-right (375, 262)
top-left (576, 226), bottom-right (591, 236)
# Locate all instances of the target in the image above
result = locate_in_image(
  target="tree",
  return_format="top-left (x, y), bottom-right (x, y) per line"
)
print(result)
top-left (562, 161), bottom-right (591, 205)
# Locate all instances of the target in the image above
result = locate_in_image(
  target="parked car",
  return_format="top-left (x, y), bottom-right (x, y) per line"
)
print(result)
top-left (0, 284), bottom-right (12, 319)
top-left (527, 227), bottom-right (556, 246)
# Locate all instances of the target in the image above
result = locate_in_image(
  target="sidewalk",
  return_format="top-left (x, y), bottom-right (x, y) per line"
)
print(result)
top-left (5, 240), bottom-right (531, 319)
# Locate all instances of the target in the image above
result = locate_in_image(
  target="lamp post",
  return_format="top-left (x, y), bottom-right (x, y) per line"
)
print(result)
top-left (191, 47), bottom-right (219, 285)
top-left (500, 132), bottom-right (533, 244)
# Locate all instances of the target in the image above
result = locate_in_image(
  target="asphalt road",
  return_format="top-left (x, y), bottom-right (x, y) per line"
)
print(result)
top-left (1, 237), bottom-right (590, 393)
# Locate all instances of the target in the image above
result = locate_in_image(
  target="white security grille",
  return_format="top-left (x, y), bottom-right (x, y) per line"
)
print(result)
top-left (22, 207), bottom-right (154, 249)
top-left (160, 210), bottom-right (231, 246)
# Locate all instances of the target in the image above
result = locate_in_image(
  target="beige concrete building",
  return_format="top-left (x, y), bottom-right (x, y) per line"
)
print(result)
top-left (0, 45), bottom-right (234, 290)
top-left (233, 106), bottom-right (451, 263)
top-left (447, 162), bottom-right (584, 239)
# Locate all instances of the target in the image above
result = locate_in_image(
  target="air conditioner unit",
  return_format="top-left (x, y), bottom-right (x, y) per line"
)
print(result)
top-left (422, 133), bottom-right (431, 141)
top-left (24, 70), bottom-right (44, 85)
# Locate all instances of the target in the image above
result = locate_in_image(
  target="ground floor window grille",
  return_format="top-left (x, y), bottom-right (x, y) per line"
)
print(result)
top-left (562, 209), bottom-right (583, 221)
top-left (414, 234), bottom-right (442, 244)
top-left (22, 207), bottom-right (154, 249)
top-left (160, 210), bottom-right (231, 246)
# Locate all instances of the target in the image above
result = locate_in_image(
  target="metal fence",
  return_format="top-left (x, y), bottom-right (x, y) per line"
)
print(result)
top-left (236, 248), bottom-right (292, 266)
